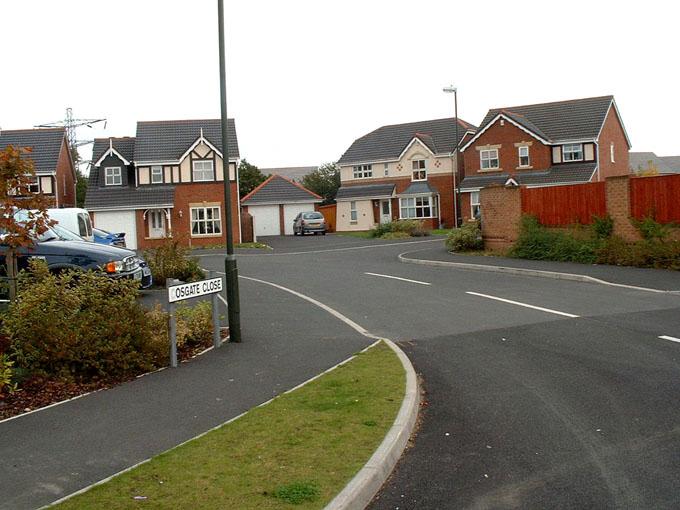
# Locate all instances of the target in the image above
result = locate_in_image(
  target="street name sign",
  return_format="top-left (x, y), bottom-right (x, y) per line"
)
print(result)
top-left (168, 277), bottom-right (223, 303)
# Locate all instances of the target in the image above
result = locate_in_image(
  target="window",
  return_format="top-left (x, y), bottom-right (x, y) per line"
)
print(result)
top-left (480, 149), bottom-right (499, 170)
top-left (412, 160), bottom-right (427, 181)
top-left (26, 176), bottom-right (40, 193)
top-left (610, 143), bottom-right (615, 163)
top-left (350, 201), bottom-right (358, 222)
top-left (105, 167), bottom-right (122, 186)
top-left (192, 160), bottom-right (214, 181)
top-left (352, 164), bottom-right (372, 179)
top-left (518, 146), bottom-right (530, 167)
top-left (191, 206), bottom-right (222, 236)
top-left (562, 144), bottom-right (583, 162)
top-left (470, 191), bottom-right (481, 219)
top-left (151, 165), bottom-right (163, 184)
top-left (384, 163), bottom-right (389, 176)
top-left (400, 196), bottom-right (438, 218)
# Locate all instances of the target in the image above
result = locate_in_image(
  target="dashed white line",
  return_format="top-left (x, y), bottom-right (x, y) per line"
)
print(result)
top-left (364, 272), bottom-right (431, 286)
top-left (466, 291), bottom-right (580, 318)
top-left (659, 335), bottom-right (680, 344)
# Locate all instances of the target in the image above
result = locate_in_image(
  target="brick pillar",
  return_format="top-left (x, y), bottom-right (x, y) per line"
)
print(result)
top-left (605, 176), bottom-right (640, 241)
top-left (480, 185), bottom-right (522, 250)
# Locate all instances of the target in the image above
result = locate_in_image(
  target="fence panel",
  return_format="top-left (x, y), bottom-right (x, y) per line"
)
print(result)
top-left (630, 174), bottom-right (680, 223)
top-left (520, 182), bottom-right (606, 226)
top-left (317, 204), bottom-right (337, 232)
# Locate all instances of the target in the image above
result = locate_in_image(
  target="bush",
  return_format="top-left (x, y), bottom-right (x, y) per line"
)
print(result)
top-left (634, 216), bottom-right (671, 241)
top-left (592, 215), bottom-right (614, 239)
top-left (369, 220), bottom-right (431, 239)
top-left (176, 301), bottom-right (214, 347)
top-left (4, 261), bottom-right (167, 382)
top-left (446, 221), bottom-right (483, 252)
top-left (0, 354), bottom-right (17, 395)
top-left (380, 231), bottom-right (411, 240)
top-left (143, 237), bottom-right (205, 284)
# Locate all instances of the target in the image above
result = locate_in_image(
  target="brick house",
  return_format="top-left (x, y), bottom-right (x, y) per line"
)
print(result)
top-left (85, 119), bottom-right (240, 250)
top-left (458, 95), bottom-right (631, 221)
top-left (0, 127), bottom-right (77, 207)
top-left (335, 117), bottom-right (476, 231)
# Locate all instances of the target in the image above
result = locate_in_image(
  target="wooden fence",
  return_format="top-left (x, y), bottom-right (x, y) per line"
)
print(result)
top-left (317, 203), bottom-right (337, 232)
top-left (520, 182), bottom-right (606, 226)
top-left (630, 174), bottom-right (680, 223)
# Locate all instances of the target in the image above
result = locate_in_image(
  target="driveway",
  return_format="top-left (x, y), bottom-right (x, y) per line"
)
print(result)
top-left (198, 236), bottom-right (680, 509)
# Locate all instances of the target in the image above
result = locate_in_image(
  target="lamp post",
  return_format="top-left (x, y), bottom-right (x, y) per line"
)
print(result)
top-left (217, 0), bottom-right (241, 342)
top-left (443, 85), bottom-right (460, 227)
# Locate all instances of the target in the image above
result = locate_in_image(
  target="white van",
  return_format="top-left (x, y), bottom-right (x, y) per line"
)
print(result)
top-left (47, 208), bottom-right (94, 242)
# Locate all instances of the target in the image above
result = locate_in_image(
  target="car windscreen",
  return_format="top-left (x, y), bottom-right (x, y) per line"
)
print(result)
top-left (302, 212), bottom-right (323, 220)
top-left (50, 224), bottom-right (85, 241)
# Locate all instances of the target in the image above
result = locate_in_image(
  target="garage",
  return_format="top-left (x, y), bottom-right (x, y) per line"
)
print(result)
top-left (93, 210), bottom-right (138, 249)
top-left (241, 174), bottom-right (322, 237)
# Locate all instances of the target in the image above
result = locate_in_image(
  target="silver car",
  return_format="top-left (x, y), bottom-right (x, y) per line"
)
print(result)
top-left (293, 211), bottom-right (326, 236)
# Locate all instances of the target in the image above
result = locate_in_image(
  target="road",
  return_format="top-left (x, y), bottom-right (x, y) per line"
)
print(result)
top-left (199, 235), bottom-right (680, 509)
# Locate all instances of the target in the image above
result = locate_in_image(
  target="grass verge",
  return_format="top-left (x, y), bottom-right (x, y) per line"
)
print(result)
top-left (334, 231), bottom-right (373, 239)
top-left (55, 342), bottom-right (404, 510)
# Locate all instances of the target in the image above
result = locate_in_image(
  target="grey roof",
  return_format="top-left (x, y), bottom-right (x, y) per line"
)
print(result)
top-left (629, 152), bottom-right (676, 174)
top-left (134, 119), bottom-right (239, 162)
top-left (660, 156), bottom-right (680, 173)
top-left (241, 175), bottom-right (321, 205)
top-left (338, 117), bottom-right (477, 165)
top-left (460, 162), bottom-right (597, 189)
top-left (92, 137), bottom-right (136, 165)
top-left (476, 95), bottom-right (614, 143)
top-left (260, 166), bottom-right (317, 181)
top-left (400, 181), bottom-right (440, 196)
top-left (0, 128), bottom-right (67, 174)
top-left (335, 183), bottom-right (396, 201)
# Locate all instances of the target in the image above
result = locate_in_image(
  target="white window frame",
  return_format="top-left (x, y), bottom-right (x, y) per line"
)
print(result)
top-left (151, 165), bottom-right (163, 184)
top-left (411, 159), bottom-right (427, 181)
top-left (190, 206), bottom-right (222, 237)
top-left (480, 149), bottom-right (499, 170)
top-left (562, 143), bottom-right (584, 162)
top-left (610, 142), bottom-right (615, 163)
top-left (350, 201), bottom-right (358, 222)
top-left (192, 160), bottom-right (215, 182)
top-left (105, 166), bottom-right (122, 186)
top-left (384, 163), bottom-right (389, 176)
top-left (518, 146), bottom-right (530, 168)
top-left (399, 196), bottom-right (437, 219)
top-left (352, 164), bottom-right (372, 179)
top-left (26, 176), bottom-right (40, 193)
top-left (470, 191), bottom-right (481, 219)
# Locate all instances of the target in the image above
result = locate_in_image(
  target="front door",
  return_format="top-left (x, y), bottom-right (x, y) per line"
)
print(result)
top-left (380, 200), bottom-right (391, 223)
top-left (149, 210), bottom-right (166, 238)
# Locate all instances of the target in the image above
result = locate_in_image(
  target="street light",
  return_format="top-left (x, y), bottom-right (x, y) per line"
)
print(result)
top-left (218, 0), bottom-right (242, 342)
top-left (443, 85), bottom-right (460, 227)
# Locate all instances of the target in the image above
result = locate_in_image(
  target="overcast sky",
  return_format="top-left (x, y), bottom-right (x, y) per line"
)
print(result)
top-left (1, 1), bottom-right (677, 169)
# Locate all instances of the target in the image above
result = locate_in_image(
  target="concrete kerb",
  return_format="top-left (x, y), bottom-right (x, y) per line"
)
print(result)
top-left (398, 251), bottom-right (680, 295)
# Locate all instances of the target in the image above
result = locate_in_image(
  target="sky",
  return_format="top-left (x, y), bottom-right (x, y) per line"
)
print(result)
top-left (1, 0), bottom-right (678, 170)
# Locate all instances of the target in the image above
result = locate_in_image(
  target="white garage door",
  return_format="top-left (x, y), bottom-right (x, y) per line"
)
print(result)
top-left (283, 204), bottom-right (315, 235)
top-left (93, 210), bottom-right (138, 250)
top-left (251, 205), bottom-right (281, 237)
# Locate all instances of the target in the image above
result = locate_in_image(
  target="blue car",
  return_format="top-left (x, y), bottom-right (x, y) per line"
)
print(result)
top-left (93, 227), bottom-right (126, 248)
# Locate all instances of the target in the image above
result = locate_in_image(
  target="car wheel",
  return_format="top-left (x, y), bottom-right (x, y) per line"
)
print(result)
top-left (322, 231), bottom-right (326, 235)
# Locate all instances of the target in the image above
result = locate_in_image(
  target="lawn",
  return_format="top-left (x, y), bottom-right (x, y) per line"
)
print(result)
top-left (55, 342), bottom-right (404, 510)
top-left (334, 231), bottom-right (373, 239)
top-left (431, 228), bottom-right (453, 236)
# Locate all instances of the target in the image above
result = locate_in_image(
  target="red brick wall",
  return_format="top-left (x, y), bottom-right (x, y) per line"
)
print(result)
top-left (136, 181), bottom-right (240, 249)
top-left (462, 120), bottom-right (551, 176)
top-left (597, 105), bottom-right (630, 180)
top-left (605, 176), bottom-right (640, 241)
top-left (479, 185), bottom-right (522, 250)
top-left (460, 192), bottom-right (472, 222)
top-left (55, 138), bottom-right (76, 207)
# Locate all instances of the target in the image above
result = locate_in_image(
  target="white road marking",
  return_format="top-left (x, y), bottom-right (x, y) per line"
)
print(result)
top-left (364, 272), bottom-right (431, 286)
top-left (659, 335), bottom-right (680, 344)
top-left (466, 291), bottom-right (580, 318)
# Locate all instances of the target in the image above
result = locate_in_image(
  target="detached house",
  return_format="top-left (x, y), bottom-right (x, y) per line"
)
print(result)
top-left (85, 119), bottom-right (240, 249)
top-left (0, 127), bottom-right (77, 207)
top-left (336, 117), bottom-right (476, 231)
top-left (459, 95), bottom-right (631, 221)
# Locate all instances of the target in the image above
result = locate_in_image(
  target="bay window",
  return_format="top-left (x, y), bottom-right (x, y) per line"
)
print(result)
top-left (400, 196), bottom-right (438, 219)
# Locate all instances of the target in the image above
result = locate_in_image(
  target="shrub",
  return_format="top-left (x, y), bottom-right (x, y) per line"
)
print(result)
top-left (592, 215), bottom-right (614, 239)
top-left (446, 221), bottom-right (483, 252)
top-left (634, 216), bottom-right (671, 241)
top-left (5, 261), bottom-right (167, 382)
top-left (369, 220), bottom-right (430, 239)
top-left (143, 237), bottom-right (205, 284)
top-left (176, 301), bottom-right (214, 347)
top-left (380, 231), bottom-right (411, 240)
top-left (0, 354), bottom-right (17, 395)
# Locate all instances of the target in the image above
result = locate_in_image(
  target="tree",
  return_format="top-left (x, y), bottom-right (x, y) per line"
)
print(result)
top-left (76, 170), bottom-right (88, 208)
top-left (238, 159), bottom-right (266, 199)
top-left (302, 163), bottom-right (341, 205)
top-left (0, 146), bottom-right (55, 300)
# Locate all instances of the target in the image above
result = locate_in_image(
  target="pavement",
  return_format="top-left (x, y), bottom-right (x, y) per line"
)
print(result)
top-left (5, 233), bottom-right (680, 509)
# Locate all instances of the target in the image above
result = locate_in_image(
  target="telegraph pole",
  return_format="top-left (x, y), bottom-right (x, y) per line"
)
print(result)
top-left (217, 0), bottom-right (242, 342)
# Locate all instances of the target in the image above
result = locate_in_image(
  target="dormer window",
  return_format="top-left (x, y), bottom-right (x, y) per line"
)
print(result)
top-left (480, 149), bottom-right (499, 170)
top-left (562, 144), bottom-right (583, 162)
top-left (151, 165), bottom-right (163, 184)
top-left (105, 167), bottom-right (122, 186)
top-left (352, 164), bottom-right (372, 179)
top-left (518, 146), bottom-right (530, 167)
top-left (192, 160), bottom-right (214, 181)
top-left (412, 160), bottom-right (427, 181)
